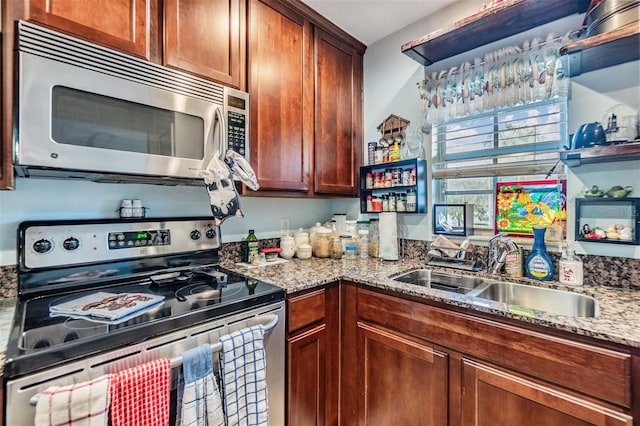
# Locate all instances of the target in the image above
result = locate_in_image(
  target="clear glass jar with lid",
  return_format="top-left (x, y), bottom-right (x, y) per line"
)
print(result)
top-left (344, 244), bottom-right (357, 260)
top-left (345, 220), bottom-right (357, 238)
top-left (369, 218), bottom-right (380, 258)
top-left (308, 222), bottom-right (324, 247)
top-left (356, 220), bottom-right (369, 234)
top-left (357, 229), bottom-right (369, 259)
top-left (313, 228), bottom-right (332, 258)
top-left (330, 237), bottom-right (343, 259)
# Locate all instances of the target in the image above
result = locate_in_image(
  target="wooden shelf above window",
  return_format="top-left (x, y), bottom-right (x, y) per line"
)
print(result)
top-left (560, 141), bottom-right (640, 167)
top-left (559, 22), bottom-right (640, 77)
top-left (401, 0), bottom-right (589, 66)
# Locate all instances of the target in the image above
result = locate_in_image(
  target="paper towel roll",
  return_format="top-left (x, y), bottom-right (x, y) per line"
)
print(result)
top-left (379, 212), bottom-right (398, 260)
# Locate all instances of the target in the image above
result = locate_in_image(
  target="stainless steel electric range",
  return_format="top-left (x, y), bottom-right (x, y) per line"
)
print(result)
top-left (4, 217), bottom-right (285, 425)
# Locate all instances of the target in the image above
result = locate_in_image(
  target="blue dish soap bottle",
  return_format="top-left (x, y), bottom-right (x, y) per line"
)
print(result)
top-left (525, 225), bottom-right (553, 280)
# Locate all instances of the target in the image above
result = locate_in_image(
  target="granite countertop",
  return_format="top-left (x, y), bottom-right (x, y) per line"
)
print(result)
top-left (220, 257), bottom-right (640, 349)
top-left (1, 258), bottom-right (639, 376)
top-left (0, 297), bottom-right (17, 375)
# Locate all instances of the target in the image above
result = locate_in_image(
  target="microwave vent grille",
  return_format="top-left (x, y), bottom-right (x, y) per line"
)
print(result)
top-left (17, 20), bottom-right (224, 105)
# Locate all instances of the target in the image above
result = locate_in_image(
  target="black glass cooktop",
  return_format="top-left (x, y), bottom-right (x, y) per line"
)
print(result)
top-left (5, 267), bottom-right (284, 379)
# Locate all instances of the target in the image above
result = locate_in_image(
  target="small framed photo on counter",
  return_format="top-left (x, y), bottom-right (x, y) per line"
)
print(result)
top-left (433, 203), bottom-right (474, 236)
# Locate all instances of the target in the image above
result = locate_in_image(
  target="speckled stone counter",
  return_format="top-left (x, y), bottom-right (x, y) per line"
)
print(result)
top-left (1, 257), bottom-right (639, 376)
top-left (0, 298), bottom-right (17, 375)
top-left (219, 257), bottom-right (640, 348)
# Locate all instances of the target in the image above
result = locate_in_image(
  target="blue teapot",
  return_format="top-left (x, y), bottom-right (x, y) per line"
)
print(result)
top-left (571, 122), bottom-right (606, 149)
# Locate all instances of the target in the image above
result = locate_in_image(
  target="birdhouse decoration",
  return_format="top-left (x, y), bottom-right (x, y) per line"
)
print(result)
top-left (374, 114), bottom-right (410, 163)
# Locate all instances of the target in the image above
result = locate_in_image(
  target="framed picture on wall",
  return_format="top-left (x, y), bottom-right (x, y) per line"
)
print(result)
top-left (495, 180), bottom-right (567, 237)
top-left (433, 203), bottom-right (474, 236)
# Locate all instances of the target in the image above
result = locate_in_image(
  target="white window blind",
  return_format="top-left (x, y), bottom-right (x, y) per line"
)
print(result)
top-left (432, 99), bottom-right (567, 179)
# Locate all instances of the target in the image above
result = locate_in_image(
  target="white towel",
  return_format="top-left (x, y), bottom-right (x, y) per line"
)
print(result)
top-left (34, 374), bottom-right (110, 426)
top-left (177, 345), bottom-right (225, 426)
top-left (219, 325), bottom-right (269, 426)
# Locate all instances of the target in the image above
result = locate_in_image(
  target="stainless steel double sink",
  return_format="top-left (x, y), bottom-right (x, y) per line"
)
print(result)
top-left (390, 269), bottom-right (599, 318)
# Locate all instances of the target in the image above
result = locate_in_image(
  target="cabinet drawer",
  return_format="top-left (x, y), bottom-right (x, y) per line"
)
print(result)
top-left (356, 287), bottom-right (632, 408)
top-left (287, 289), bottom-right (326, 332)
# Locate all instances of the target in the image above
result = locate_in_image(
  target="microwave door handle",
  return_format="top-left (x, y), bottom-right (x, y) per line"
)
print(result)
top-left (213, 105), bottom-right (227, 159)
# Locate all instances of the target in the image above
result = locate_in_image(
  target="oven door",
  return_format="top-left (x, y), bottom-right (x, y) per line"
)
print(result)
top-left (5, 301), bottom-right (285, 426)
top-left (15, 51), bottom-right (223, 183)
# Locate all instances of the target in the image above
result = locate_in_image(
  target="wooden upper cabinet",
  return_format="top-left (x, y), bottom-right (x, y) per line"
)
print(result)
top-left (314, 28), bottom-right (361, 195)
top-left (164, 0), bottom-right (244, 88)
top-left (248, 0), bottom-right (313, 193)
top-left (24, 0), bottom-right (151, 59)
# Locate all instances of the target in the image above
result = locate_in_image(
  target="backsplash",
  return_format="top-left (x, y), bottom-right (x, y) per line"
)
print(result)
top-left (1, 238), bottom-right (637, 298)
top-left (403, 239), bottom-right (640, 290)
top-left (0, 265), bottom-right (17, 299)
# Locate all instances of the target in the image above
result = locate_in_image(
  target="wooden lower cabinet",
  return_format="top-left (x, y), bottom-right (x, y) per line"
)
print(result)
top-left (286, 285), bottom-right (339, 426)
top-left (356, 321), bottom-right (448, 426)
top-left (288, 324), bottom-right (327, 425)
top-left (338, 283), bottom-right (636, 426)
top-left (461, 359), bottom-right (633, 426)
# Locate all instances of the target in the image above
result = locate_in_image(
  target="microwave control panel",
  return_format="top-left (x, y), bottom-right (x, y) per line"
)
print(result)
top-left (224, 87), bottom-right (250, 162)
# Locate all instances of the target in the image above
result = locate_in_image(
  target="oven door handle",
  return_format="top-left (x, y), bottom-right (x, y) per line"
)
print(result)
top-left (169, 313), bottom-right (278, 368)
top-left (29, 313), bottom-right (279, 406)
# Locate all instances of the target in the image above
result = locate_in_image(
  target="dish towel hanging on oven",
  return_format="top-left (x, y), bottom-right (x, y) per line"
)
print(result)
top-left (34, 374), bottom-right (111, 426)
top-left (219, 325), bottom-right (269, 426)
top-left (176, 344), bottom-right (225, 426)
top-left (109, 358), bottom-right (172, 426)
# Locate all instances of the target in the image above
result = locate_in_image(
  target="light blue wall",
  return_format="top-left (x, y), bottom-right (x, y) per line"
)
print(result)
top-left (0, 178), bottom-right (334, 265)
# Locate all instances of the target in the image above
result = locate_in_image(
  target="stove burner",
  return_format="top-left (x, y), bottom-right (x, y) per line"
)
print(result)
top-left (175, 281), bottom-right (243, 303)
top-left (63, 332), bottom-right (80, 343)
top-left (33, 340), bottom-right (52, 349)
top-left (189, 284), bottom-right (221, 300)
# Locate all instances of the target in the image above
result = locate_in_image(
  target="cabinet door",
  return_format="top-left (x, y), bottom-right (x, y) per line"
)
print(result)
top-left (287, 324), bottom-right (326, 426)
top-left (248, 0), bottom-right (313, 193)
top-left (356, 321), bottom-right (448, 426)
top-left (164, 0), bottom-right (243, 88)
top-left (25, 0), bottom-right (151, 59)
top-left (461, 358), bottom-right (633, 426)
top-left (314, 28), bottom-right (362, 195)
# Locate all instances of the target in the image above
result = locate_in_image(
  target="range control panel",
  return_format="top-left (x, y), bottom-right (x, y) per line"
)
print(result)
top-left (20, 218), bottom-right (221, 270)
top-left (108, 229), bottom-right (172, 250)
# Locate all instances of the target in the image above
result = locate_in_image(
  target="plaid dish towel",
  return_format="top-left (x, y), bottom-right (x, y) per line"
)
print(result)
top-left (34, 374), bottom-right (110, 426)
top-left (109, 358), bottom-right (171, 426)
top-left (219, 325), bottom-right (269, 426)
top-left (176, 344), bottom-right (224, 426)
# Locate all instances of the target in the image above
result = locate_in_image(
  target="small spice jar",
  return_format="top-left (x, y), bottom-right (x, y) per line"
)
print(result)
top-left (365, 172), bottom-right (373, 189)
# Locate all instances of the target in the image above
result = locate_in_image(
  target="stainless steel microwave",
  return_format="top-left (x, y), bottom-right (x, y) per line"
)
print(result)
top-left (14, 21), bottom-right (249, 186)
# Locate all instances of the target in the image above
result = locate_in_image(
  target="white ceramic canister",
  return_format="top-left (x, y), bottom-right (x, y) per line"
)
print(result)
top-left (293, 228), bottom-right (310, 251)
top-left (280, 235), bottom-right (295, 259)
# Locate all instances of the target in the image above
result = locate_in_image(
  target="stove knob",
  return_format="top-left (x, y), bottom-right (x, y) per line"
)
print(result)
top-left (190, 230), bottom-right (201, 240)
top-left (33, 239), bottom-right (53, 254)
top-left (62, 236), bottom-right (80, 251)
top-left (205, 228), bottom-right (217, 239)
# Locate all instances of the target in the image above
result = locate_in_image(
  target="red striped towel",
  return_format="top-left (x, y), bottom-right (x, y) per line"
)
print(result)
top-left (109, 358), bottom-right (171, 426)
top-left (34, 374), bottom-right (110, 426)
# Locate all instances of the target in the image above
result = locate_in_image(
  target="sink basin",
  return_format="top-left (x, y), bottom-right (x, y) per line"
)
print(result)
top-left (390, 270), bottom-right (485, 294)
top-left (473, 282), bottom-right (599, 318)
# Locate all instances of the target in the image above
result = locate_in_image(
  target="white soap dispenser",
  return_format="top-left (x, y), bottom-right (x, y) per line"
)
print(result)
top-left (558, 243), bottom-right (583, 286)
